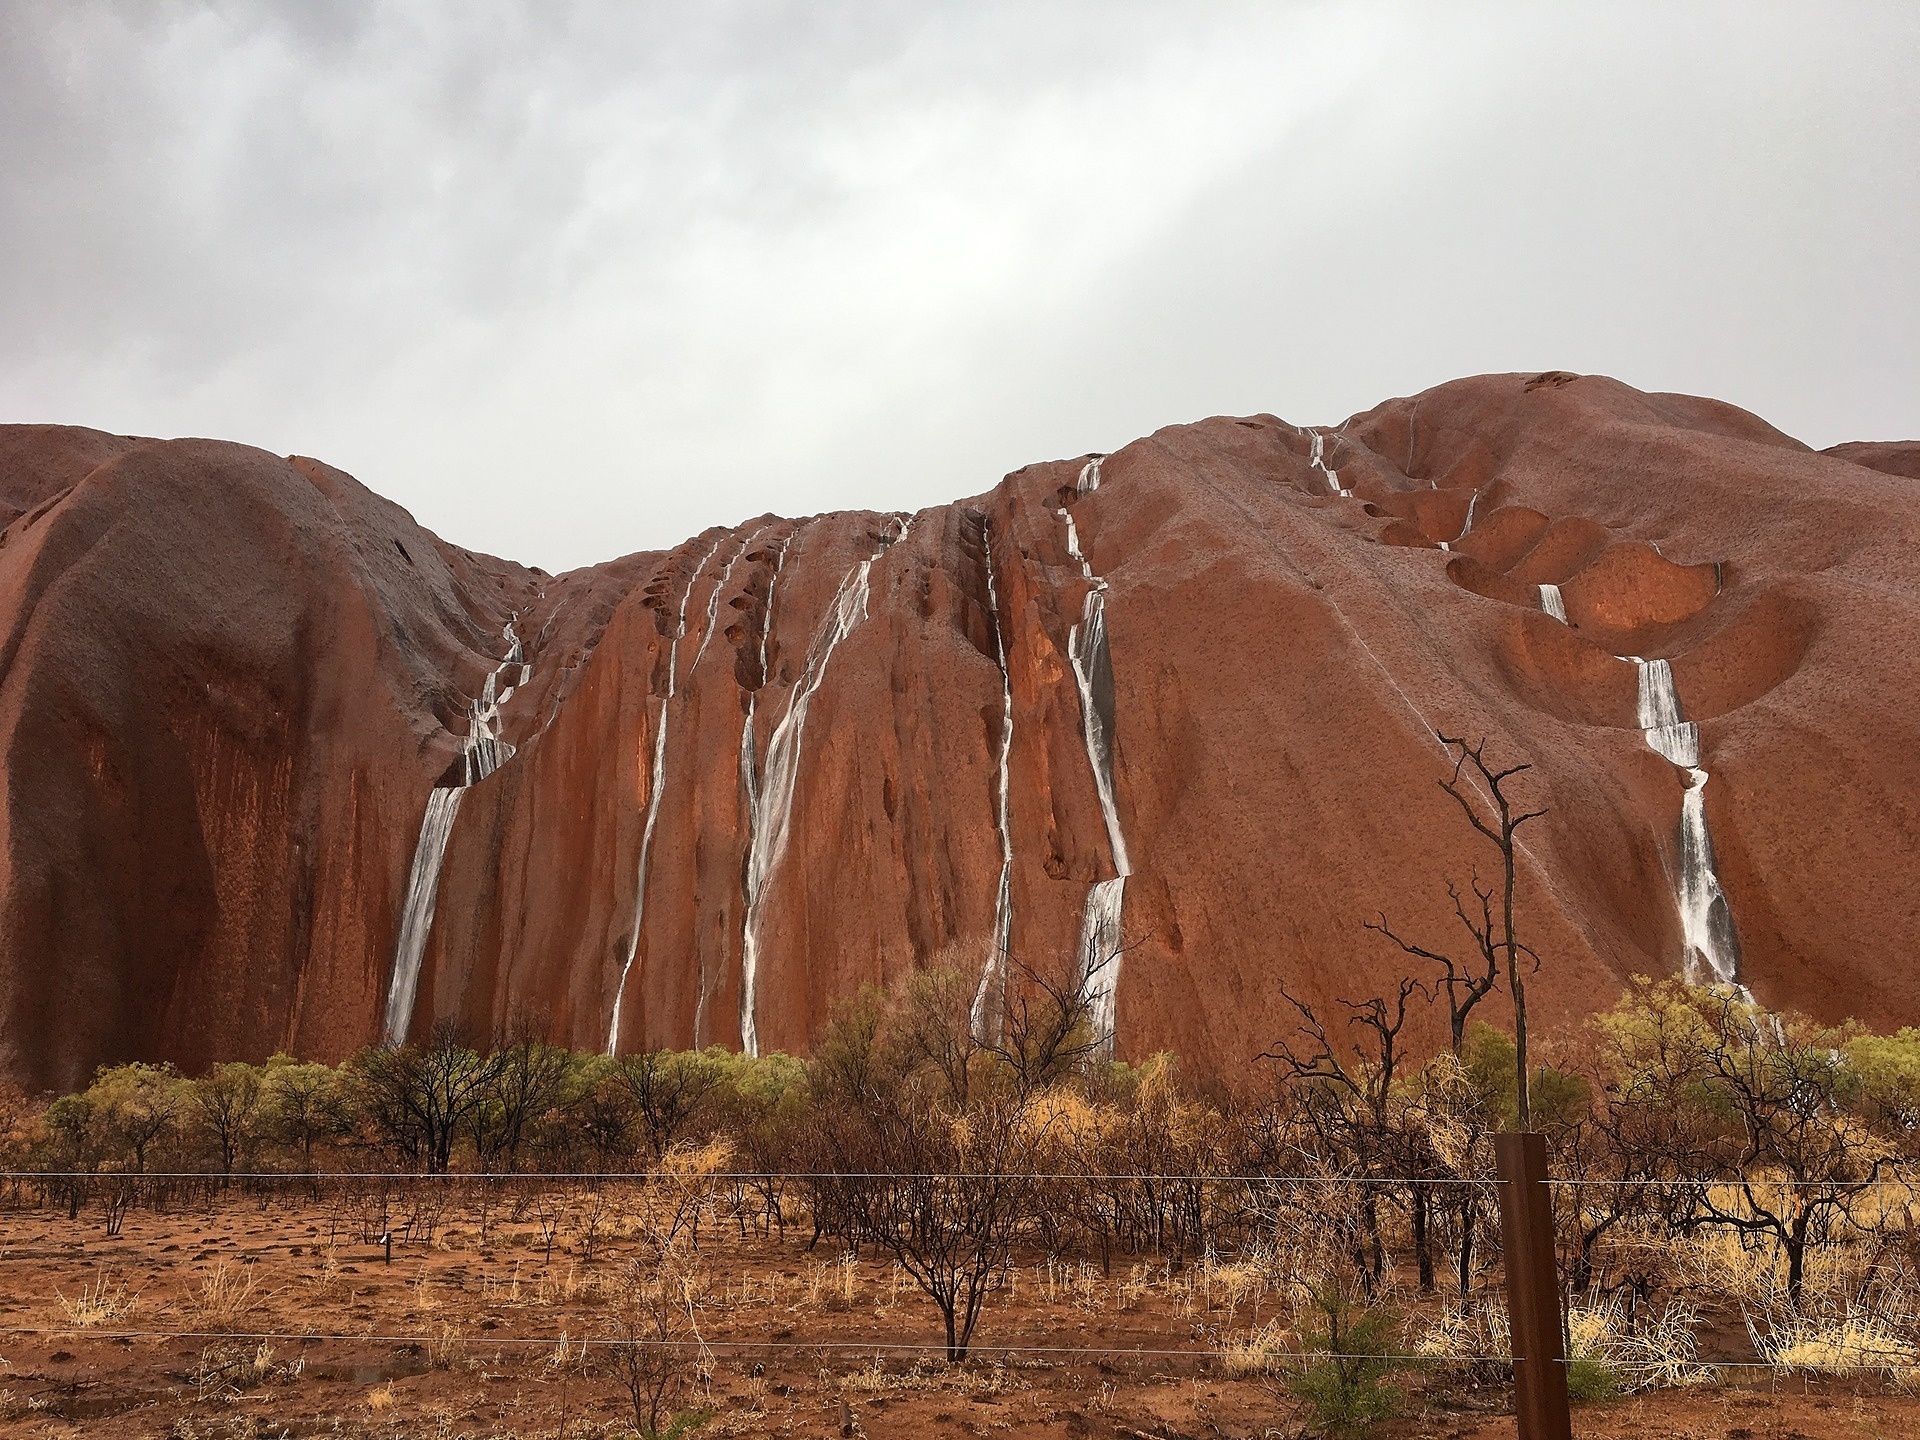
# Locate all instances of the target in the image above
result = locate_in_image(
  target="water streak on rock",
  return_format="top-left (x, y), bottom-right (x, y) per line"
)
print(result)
top-left (1630, 657), bottom-right (1743, 988)
top-left (1061, 460), bottom-right (1131, 1052)
top-left (607, 538), bottom-right (727, 1054)
top-left (1308, 431), bottom-right (1352, 498)
top-left (739, 517), bottom-right (911, 1056)
top-left (970, 517), bottom-right (1018, 1043)
top-left (383, 620), bottom-right (527, 1046)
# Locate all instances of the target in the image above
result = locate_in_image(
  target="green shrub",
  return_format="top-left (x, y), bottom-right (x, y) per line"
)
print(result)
top-left (1287, 1280), bottom-right (1405, 1437)
top-left (1565, 1355), bottom-right (1619, 1402)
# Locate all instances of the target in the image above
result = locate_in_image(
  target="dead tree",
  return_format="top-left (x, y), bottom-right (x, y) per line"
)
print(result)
top-left (1371, 735), bottom-right (1544, 1124)
top-left (1263, 977), bottom-right (1429, 1293)
top-left (983, 947), bottom-right (1119, 1097)
top-left (829, 1090), bottom-right (1039, 1361)
top-left (602, 1250), bottom-right (707, 1438)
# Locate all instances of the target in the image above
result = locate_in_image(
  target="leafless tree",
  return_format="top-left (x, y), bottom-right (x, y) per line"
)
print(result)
top-left (602, 1250), bottom-right (708, 1438)
top-left (1263, 977), bottom-right (1429, 1292)
top-left (1373, 735), bottom-right (1544, 1123)
top-left (984, 947), bottom-right (1119, 1097)
top-left (894, 966), bottom-right (987, 1107)
top-left (618, 1049), bottom-right (725, 1164)
top-left (827, 1089), bottom-right (1040, 1361)
top-left (352, 1020), bottom-right (501, 1173)
top-left (468, 1017), bottom-right (571, 1171)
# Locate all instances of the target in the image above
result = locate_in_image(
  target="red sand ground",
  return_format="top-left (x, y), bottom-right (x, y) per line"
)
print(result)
top-left (0, 1194), bottom-right (1915, 1438)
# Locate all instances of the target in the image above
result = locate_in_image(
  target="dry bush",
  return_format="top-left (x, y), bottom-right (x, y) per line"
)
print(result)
top-left (599, 1245), bottom-right (713, 1439)
top-left (835, 1355), bottom-right (1027, 1399)
top-left (428, 1318), bottom-right (470, 1371)
top-left (1412, 1295), bottom-right (1509, 1384)
top-left (1221, 1319), bottom-right (1303, 1378)
top-left (189, 1340), bottom-right (297, 1397)
top-left (1673, 1213), bottom-right (1882, 1315)
top-left (1735, 1259), bottom-right (1920, 1386)
top-left (1747, 1303), bottom-right (1920, 1385)
top-left (567, 1182), bottom-right (614, 1263)
top-left (480, 1259), bottom-right (525, 1308)
top-left (184, 1262), bottom-right (266, 1329)
top-left (52, 1270), bottom-right (138, 1329)
top-left (801, 1254), bottom-right (862, 1313)
top-left (1174, 1247), bottom-right (1285, 1323)
top-left (1565, 1293), bottom-right (1712, 1392)
top-left (652, 1135), bottom-right (735, 1247)
top-left (298, 1244), bottom-right (345, 1304)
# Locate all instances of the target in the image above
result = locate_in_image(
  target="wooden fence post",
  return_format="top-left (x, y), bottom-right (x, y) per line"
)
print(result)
top-left (1495, 1132), bottom-right (1571, 1440)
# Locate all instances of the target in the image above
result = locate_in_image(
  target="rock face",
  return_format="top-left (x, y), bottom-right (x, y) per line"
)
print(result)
top-left (1, 376), bottom-right (1916, 1091)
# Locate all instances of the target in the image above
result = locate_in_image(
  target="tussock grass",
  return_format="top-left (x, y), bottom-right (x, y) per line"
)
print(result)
top-left (184, 1262), bottom-right (266, 1329)
top-left (52, 1270), bottom-right (137, 1329)
top-left (1749, 1308), bottom-right (1920, 1384)
top-left (1221, 1319), bottom-right (1301, 1377)
top-left (832, 1355), bottom-right (1027, 1398)
top-left (1412, 1296), bottom-right (1508, 1379)
top-left (1566, 1293), bottom-right (1712, 1392)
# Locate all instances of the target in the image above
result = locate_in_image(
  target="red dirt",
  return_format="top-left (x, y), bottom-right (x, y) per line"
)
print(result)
top-left (0, 1196), bottom-right (1914, 1438)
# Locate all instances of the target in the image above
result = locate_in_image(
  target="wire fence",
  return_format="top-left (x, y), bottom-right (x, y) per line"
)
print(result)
top-left (0, 1169), bottom-right (1503, 1184)
top-left (4, 1168), bottom-right (1909, 1186)
top-left (0, 1324), bottom-right (1905, 1376)
top-left (8, 1163), bottom-right (1920, 1395)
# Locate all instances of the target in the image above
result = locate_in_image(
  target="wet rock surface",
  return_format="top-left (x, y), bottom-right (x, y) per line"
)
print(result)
top-left (1, 372), bottom-right (1916, 1085)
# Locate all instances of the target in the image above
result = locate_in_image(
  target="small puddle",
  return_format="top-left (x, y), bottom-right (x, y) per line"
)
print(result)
top-left (42, 1387), bottom-right (162, 1419)
top-left (307, 1353), bottom-right (429, 1384)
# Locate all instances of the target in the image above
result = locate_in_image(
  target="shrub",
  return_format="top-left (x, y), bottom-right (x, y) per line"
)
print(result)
top-left (1286, 1280), bottom-right (1404, 1437)
top-left (1564, 1355), bottom-right (1618, 1401)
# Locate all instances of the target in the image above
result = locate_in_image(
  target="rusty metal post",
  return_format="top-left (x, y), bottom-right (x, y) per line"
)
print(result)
top-left (1495, 1132), bottom-right (1571, 1440)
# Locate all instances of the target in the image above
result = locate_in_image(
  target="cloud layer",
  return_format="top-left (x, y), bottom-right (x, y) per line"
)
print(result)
top-left (4, 2), bottom-right (1916, 570)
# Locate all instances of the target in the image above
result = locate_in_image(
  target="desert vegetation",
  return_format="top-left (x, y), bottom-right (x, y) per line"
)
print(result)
top-left (4, 971), bottom-right (1920, 1436)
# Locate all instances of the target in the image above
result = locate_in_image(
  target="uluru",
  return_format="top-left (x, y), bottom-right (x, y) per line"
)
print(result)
top-left (1, 372), bottom-right (1914, 1092)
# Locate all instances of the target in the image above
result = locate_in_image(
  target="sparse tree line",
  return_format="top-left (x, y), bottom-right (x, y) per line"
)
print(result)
top-left (3, 962), bottom-right (1920, 1360)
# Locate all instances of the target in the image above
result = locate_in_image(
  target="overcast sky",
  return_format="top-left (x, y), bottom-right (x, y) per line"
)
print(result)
top-left (3, 3), bottom-right (1916, 572)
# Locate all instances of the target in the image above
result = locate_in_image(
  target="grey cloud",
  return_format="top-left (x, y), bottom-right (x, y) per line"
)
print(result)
top-left (1, 1), bottom-right (1915, 571)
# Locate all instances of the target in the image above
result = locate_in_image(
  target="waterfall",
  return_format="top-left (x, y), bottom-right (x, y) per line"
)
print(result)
top-left (1069, 585), bottom-right (1130, 875)
top-left (383, 788), bottom-right (465, 1045)
top-left (1080, 878), bottom-right (1126, 1048)
top-left (607, 537), bottom-right (728, 1055)
top-left (1634, 657), bottom-right (1698, 768)
top-left (383, 619), bottom-right (530, 1046)
top-left (723, 539), bottom-right (789, 1047)
top-left (1442, 490), bottom-right (1481, 553)
top-left (1629, 657), bottom-right (1743, 988)
top-left (970, 517), bottom-right (1018, 1043)
top-left (1308, 431), bottom-right (1352, 498)
top-left (688, 526), bottom-right (768, 682)
top-left (1059, 465), bottom-right (1132, 1053)
top-left (739, 517), bottom-right (911, 1057)
top-left (1539, 584), bottom-right (1567, 622)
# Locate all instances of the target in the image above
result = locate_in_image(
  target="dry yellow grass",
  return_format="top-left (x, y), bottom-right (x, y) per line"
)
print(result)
top-left (51, 1270), bottom-right (137, 1329)
top-left (1566, 1293), bottom-right (1712, 1391)
top-left (1414, 1296), bottom-right (1508, 1367)
top-left (1221, 1319), bottom-right (1300, 1377)
top-left (184, 1261), bottom-right (266, 1329)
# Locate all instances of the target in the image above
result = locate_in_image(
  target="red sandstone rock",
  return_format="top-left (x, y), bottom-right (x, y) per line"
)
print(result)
top-left (0, 375), bottom-right (1915, 1089)
top-left (1823, 441), bottom-right (1920, 480)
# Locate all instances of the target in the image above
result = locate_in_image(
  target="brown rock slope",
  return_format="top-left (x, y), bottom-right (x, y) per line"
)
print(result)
top-left (1, 375), bottom-right (1915, 1089)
